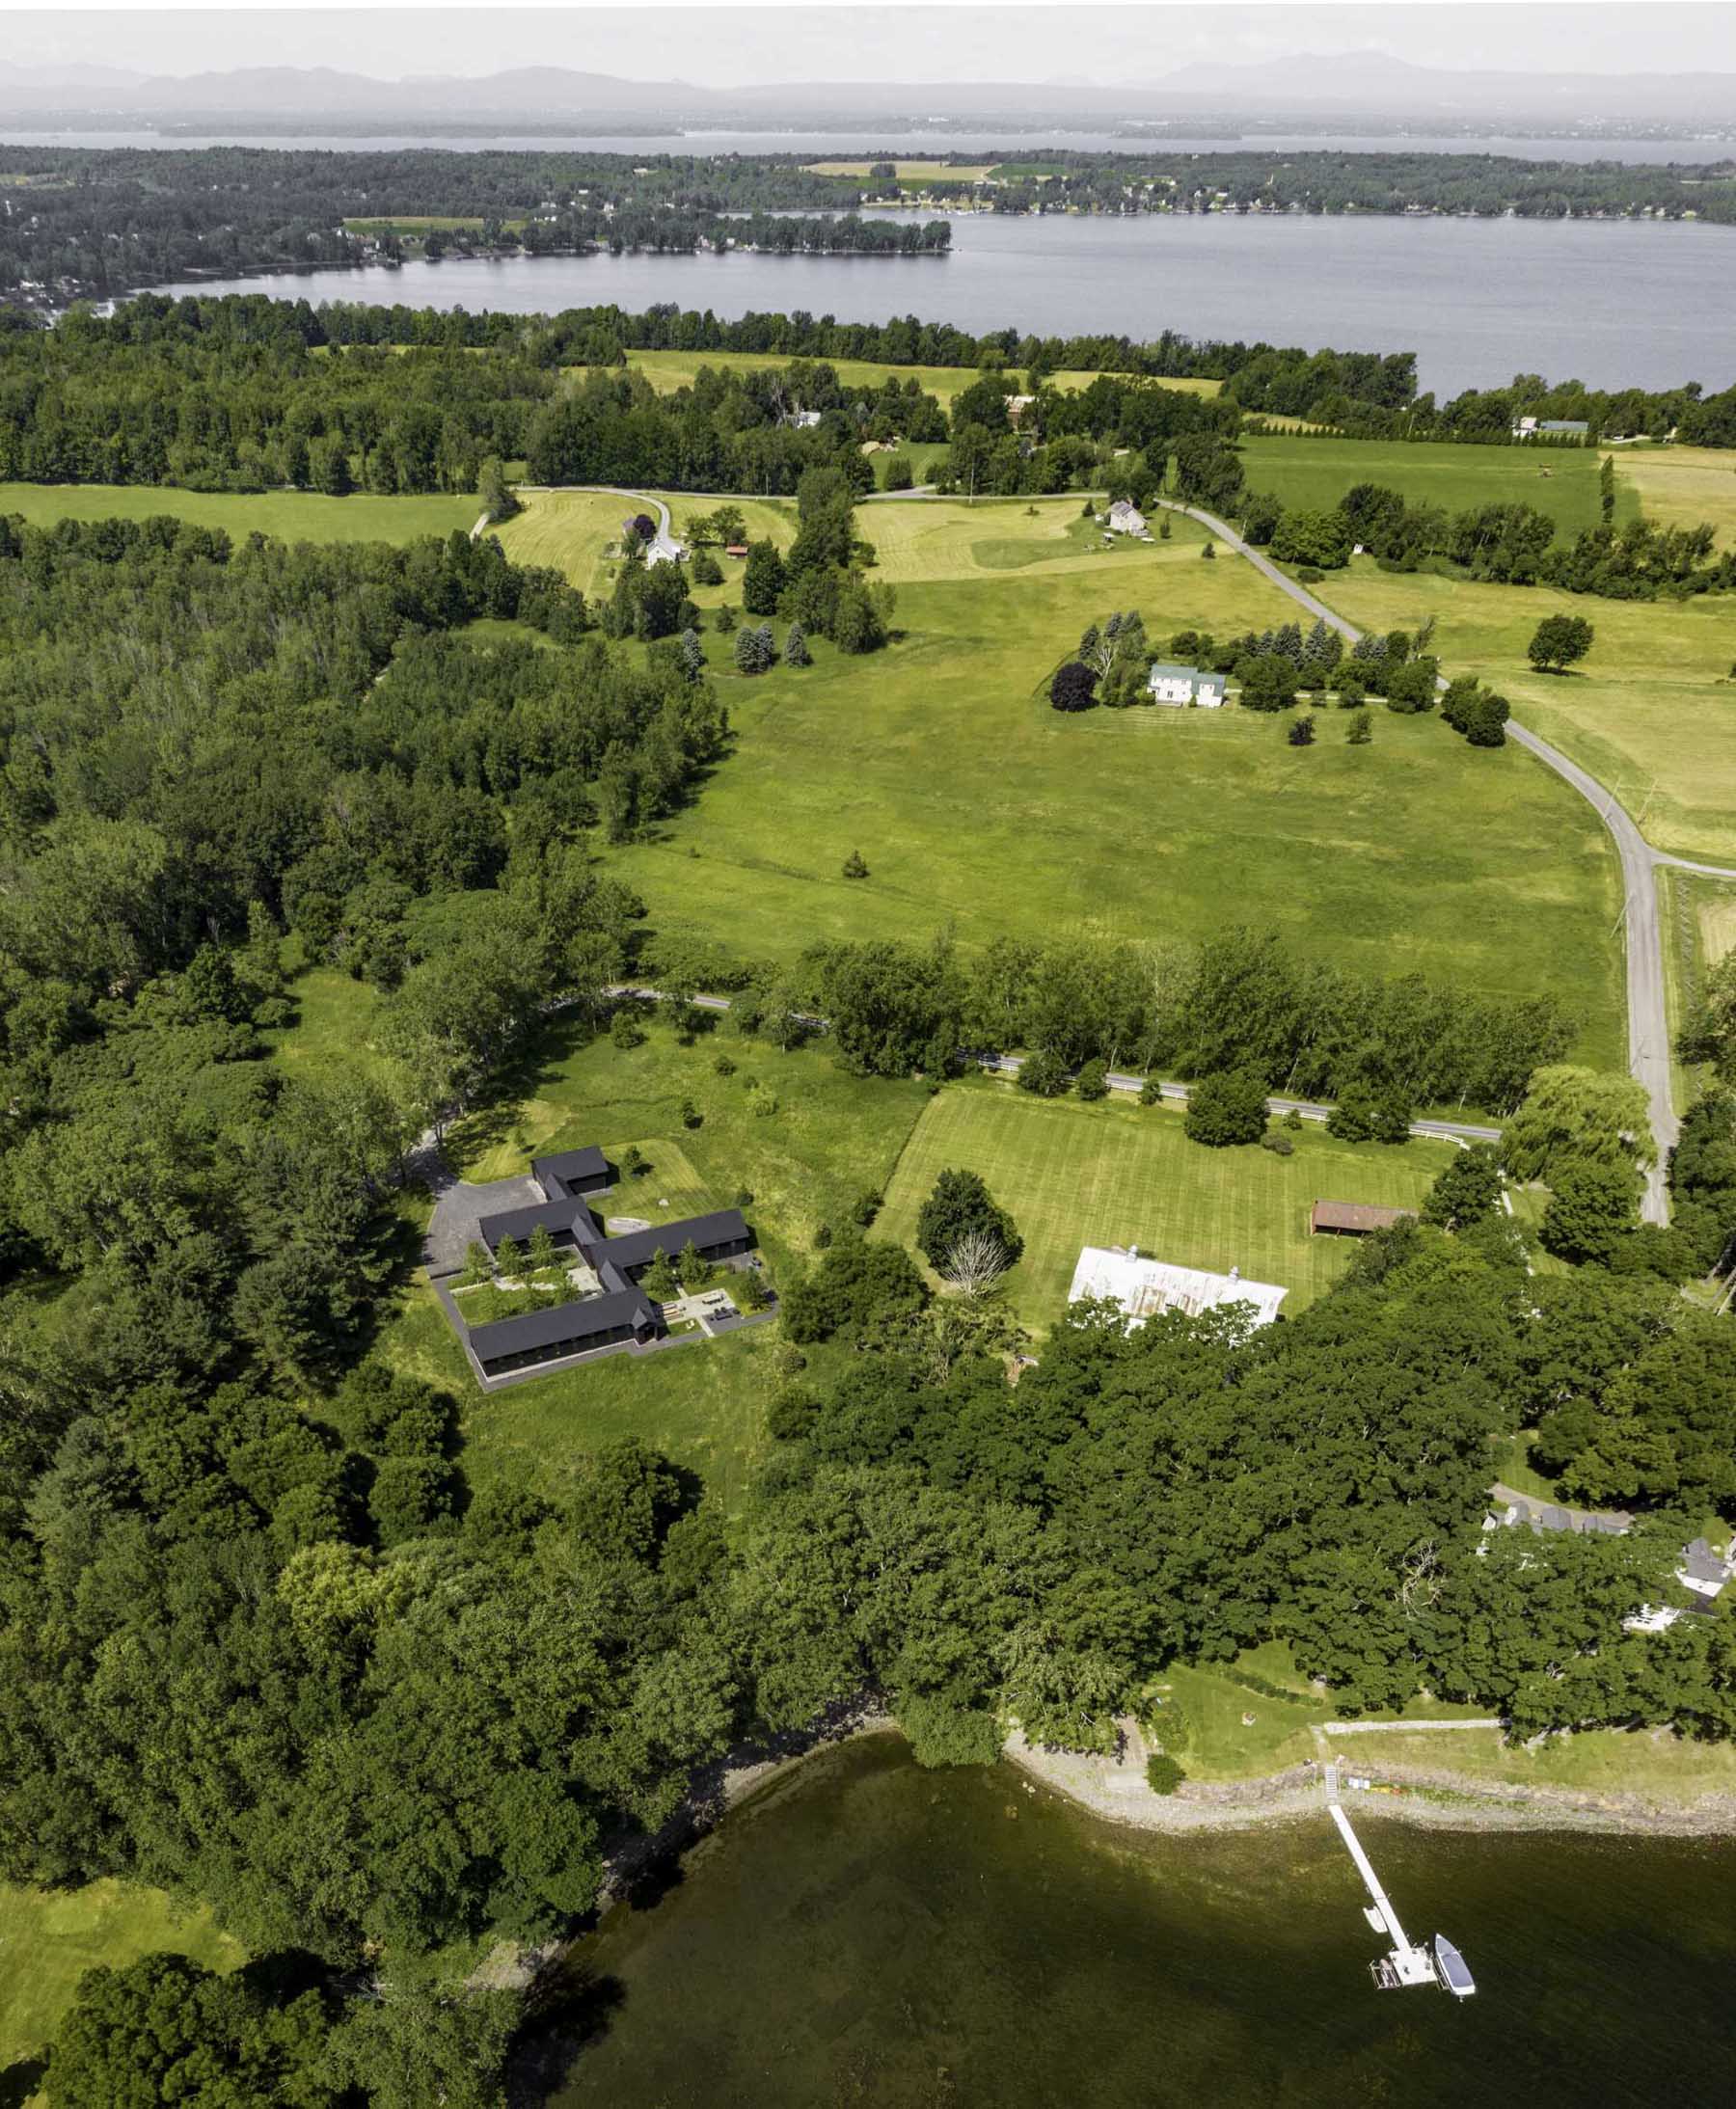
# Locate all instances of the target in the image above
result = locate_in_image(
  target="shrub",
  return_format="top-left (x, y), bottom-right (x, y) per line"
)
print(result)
top-left (1183, 1069), bottom-right (1269, 1147)
top-left (733, 1186), bottom-right (755, 1208)
top-left (680, 1097), bottom-right (702, 1129)
top-left (713, 602), bottom-right (737, 634)
top-left (610, 1007), bottom-right (645, 1049)
top-left (1261, 1130), bottom-right (1294, 1156)
top-left (1075, 1058), bottom-right (1109, 1100)
top-left (691, 545), bottom-right (723, 585)
top-left (882, 453), bottom-right (914, 491)
top-left (1049, 660), bottom-right (1099, 713)
top-left (1016, 1047), bottom-right (1070, 1097)
top-left (1288, 714), bottom-right (1316, 746)
top-left (622, 1145), bottom-right (650, 1178)
top-left (766, 1386), bottom-right (818, 1440)
top-left (853, 1188), bottom-right (883, 1227)
top-left (1345, 707), bottom-right (1372, 744)
top-left (1139, 1074), bottom-right (1164, 1107)
top-left (842, 849), bottom-right (870, 879)
top-left (1145, 1753), bottom-right (1187, 1795)
top-left (915, 1167), bottom-right (1024, 1270)
top-left (714, 1052), bottom-right (736, 1076)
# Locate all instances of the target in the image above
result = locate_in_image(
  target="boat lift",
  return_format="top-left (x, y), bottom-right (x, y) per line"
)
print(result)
top-left (1325, 1761), bottom-right (1475, 1997)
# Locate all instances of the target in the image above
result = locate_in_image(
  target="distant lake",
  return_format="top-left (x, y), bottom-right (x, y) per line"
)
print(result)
top-left (536, 1737), bottom-right (1736, 2108)
top-left (11, 127), bottom-right (1736, 163)
top-left (148, 211), bottom-right (1736, 396)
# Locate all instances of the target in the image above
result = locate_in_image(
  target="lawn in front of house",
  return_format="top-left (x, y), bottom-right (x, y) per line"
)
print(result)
top-left (1310, 558), bottom-right (1736, 863)
top-left (0, 480), bottom-right (479, 544)
top-left (600, 517), bottom-right (1624, 1059)
top-left (0, 1879), bottom-right (243, 2072)
top-left (492, 489), bottom-right (795, 599)
top-left (1330, 1722), bottom-right (1736, 1802)
top-left (874, 1079), bottom-right (1454, 1332)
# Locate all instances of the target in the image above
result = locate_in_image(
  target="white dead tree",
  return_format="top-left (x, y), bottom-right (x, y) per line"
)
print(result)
top-left (941, 1230), bottom-right (1009, 1299)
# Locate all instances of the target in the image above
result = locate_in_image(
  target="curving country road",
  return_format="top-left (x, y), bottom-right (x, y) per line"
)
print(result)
top-left (1163, 500), bottom-right (1736, 1225)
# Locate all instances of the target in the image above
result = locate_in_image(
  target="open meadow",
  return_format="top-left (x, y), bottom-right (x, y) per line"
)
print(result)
top-left (1312, 558), bottom-right (1736, 863)
top-left (495, 488), bottom-right (795, 597)
top-left (1613, 444), bottom-right (1736, 539)
top-left (875, 1080), bottom-right (1454, 1331)
top-left (0, 1879), bottom-right (241, 2074)
top-left (594, 497), bottom-right (1622, 1058)
top-left (619, 347), bottom-right (1219, 403)
top-left (0, 480), bottom-right (478, 543)
top-left (1236, 434), bottom-right (1627, 534)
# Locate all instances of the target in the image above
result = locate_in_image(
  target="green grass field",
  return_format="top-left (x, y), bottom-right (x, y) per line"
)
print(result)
top-left (0, 482), bottom-right (478, 544)
top-left (1329, 1721), bottom-right (1736, 1802)
top-left (493, 490), bottom-right (795, 598)
top-left (597, 501), bottom-right (1622, 1057)
top-left (1236, 434), bottom-right (1625, 534)
top-left (1312, 559), bottom-right (1736, 863)
top-left (619, 348), bottom-right (1219, 405)
top-left (357, 1017), bottom-right (929, 1501)
top-left (1614, 444), bottom-right (1736, 540)
top-left (0, 1879), bottom-right (242, 2072)
top-left (875, 1080), bottom-right (1453, 1331)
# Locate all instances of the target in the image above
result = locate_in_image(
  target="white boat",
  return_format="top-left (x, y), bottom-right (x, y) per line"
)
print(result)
top-left (1432, 1934), bottom-right (1476, 1998)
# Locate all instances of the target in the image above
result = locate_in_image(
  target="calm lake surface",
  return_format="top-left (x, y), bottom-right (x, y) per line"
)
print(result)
top-left (150, 211), bottom-right (1736, 396)
top-left (15, 128), bottom-right (1736, 162)
top-left (537, 1738), bottom-right (1736, 2108)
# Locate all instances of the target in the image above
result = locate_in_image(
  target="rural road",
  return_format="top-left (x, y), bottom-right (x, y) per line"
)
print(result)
top-left (1166, 500), bottom-right (1736, 1225)
top-left (605, 988), bottom-right (1501, 1146)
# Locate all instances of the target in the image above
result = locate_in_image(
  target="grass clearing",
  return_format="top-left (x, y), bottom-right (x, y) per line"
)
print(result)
top-left (1237, 434), bottom-right (1624, 534)
top-left (493, 489), bottom-right (795, 598)
top-left (618, 349), bottom-right (1210, 406)
top-left (0, 481), bottom-right (478, 544)
top-left (603, 509), bottom-right (1623, 1057)
top-left (0, 1879), bottom-right (242, 2071)
top-left (875, 1080), bottom-right (1453, 1332)
top-left (1311, 558), bottom-right (1736, 863)
top-left (803, 159), bottom-right (1000, 181)
top-left (1333, 1722), bottom-right (1736, 1802)
top-left (1613, 444), bottom-right (1736, 541)
top-left (358, 1019), bottom-right (929, 1502)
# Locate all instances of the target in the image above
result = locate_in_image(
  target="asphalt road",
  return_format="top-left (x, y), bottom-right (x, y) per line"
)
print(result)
top-left (1166, 500), bottom-right (1736, 1225)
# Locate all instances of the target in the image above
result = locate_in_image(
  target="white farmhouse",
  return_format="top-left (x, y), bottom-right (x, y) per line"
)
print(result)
top-left (789, 408), bottom-right (824, 429)
top-left (1146, 662), bottom-right (1226, 708)
top-left (1107, 499), bottom-right (1148, 536)
top-left (1068, 1246), bottom-right (1287, 1330)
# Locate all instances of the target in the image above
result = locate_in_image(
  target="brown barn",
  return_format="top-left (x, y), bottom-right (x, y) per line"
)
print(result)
top-left (1310, 1201), bottom-right (1417, 1237)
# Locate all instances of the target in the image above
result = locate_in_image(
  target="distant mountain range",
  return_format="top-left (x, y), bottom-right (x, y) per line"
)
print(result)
top-left (1, 52), bottom-right (1734, 133)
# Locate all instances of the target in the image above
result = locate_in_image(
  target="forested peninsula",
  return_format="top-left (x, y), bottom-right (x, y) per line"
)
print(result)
top-left (1, 141), bottom-right (1732, 312)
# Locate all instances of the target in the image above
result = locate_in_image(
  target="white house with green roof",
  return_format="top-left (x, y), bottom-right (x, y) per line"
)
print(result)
top-left (1146, 662), bottom-right (1226, 708)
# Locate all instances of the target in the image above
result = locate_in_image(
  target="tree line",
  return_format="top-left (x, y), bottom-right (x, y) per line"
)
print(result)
top-left (726, 926), bottom-right (1575, 1119)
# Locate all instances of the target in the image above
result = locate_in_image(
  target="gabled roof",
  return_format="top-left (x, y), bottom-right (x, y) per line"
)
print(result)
top-left (1147, 662), bottom-right (1221, 685)
top-left (534, 1146), bottom-right (610, 1198)
top-left (598, 1209), bottom-right (751, 1272)
top-left (468, 1287), bottom-right (655, 1359)
top-left (1312, 1200), bottom-right (1416, 1232)
top-left (478, 1198), bottom-right (594, 1250)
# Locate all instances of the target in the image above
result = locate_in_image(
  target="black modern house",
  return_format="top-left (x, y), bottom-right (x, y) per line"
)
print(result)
top-left (462, 1147), bottom-right (753, 1379)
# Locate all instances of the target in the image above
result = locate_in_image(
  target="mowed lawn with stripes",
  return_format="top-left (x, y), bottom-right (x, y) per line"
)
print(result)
top-left (877, 1083), bottom-right (1454, 1330)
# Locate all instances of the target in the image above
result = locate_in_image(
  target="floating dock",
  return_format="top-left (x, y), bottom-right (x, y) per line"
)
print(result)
top-left (1325, 1760), bottom-right (1475, 1996)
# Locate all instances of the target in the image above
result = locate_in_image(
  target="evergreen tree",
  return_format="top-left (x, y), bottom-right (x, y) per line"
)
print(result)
top-left (783, 621), bottom-right (811, 667)
top-left (679, 628), bottom-right (706, 681)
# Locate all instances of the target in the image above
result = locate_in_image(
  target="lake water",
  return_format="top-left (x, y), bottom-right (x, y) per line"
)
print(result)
top-left (149, 211), bottom-right (1736, 397)
top-left (12, 128), bottom-right (1736, 163)
top-left (533, 1738), bottom-right (1736, 2107)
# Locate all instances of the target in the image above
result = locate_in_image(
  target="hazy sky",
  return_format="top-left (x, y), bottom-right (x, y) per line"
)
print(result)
top-left (8, 4), bottom-right (1735, 86)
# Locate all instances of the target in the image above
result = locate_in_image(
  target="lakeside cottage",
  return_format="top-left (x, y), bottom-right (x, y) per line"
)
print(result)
top-left (1146, 662), bottom-right (1226, 708)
